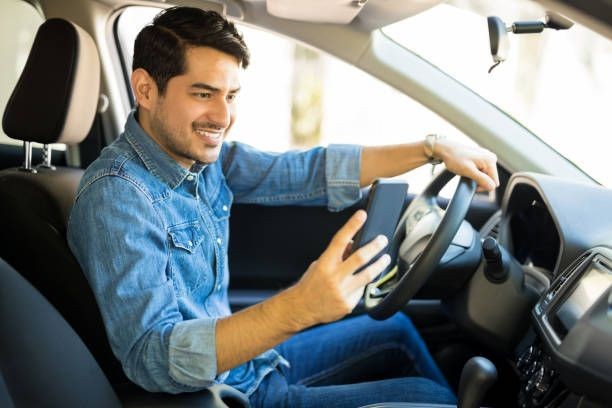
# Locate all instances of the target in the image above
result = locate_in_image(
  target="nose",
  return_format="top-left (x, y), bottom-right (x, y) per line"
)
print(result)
top-left (207, 97), bottom-right (231, 129)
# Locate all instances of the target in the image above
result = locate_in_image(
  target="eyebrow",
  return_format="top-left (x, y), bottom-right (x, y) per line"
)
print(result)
top-left (190, 82), bottom-right (241, 93)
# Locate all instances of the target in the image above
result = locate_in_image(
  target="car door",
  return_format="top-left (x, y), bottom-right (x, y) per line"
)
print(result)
top-left (112, 5), bottom-right (501, 313)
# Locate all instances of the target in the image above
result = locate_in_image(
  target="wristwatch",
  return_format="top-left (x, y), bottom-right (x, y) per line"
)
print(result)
top-left (424, 134), bottom-right (444, 165)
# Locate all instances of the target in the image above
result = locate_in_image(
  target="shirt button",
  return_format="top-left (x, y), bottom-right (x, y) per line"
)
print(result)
top-left (186, 175), bottom-right (194, 181)
top-left (216, 237), bottom-right (222, 245)
top-left (216, 284), bottom-right (222, 291)
top-left (187, 240), bottom-right (193, 247)
top-left (222, 205), bottom-right (228, 212)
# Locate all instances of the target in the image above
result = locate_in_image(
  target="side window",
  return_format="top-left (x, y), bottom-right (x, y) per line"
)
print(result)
top-left (0, 0), bottom-right (44, 146)
top-left (233, 24), bottom-right (478, 196)
top-left (116, 7), bottom-right (480, 196)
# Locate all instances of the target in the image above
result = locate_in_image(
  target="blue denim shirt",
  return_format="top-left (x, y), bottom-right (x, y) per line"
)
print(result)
top-left (67, 112), bottom-right (362, 395)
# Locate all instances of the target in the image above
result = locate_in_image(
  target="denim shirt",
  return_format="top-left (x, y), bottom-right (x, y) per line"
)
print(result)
top-left (67, 112), bottom-right (362, 395)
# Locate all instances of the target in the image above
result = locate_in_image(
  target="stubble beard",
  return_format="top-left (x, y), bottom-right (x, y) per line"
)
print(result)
top-left (149, 105), bottom-right (206, 166)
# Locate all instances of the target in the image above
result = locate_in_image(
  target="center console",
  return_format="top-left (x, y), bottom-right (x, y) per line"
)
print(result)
top-left (516, 247), bottom-right (612, 407)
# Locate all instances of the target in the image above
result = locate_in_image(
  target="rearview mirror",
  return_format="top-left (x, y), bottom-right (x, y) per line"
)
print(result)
top-left (486, 12), bottom-right (573, 73)
top-left (487, 16), bottom-right (509, 73)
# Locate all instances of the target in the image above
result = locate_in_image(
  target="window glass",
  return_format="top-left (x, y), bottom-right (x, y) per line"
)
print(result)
top-left (116, 6), bottom-right (485, 195)
top-left (383, 1), bottom-right (612, 186)
top-left (0, 0), bottom-right (44, 146)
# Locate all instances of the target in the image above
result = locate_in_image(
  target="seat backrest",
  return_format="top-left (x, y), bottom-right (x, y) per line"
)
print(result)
top-left (0, 18), bottom-right (127, 385)
top-left (0, 257), bottom-right (250, 407)
top-left (0, 258), bottom-right (121, 407)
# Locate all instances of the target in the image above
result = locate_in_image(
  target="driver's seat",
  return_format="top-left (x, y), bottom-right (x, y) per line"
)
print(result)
top-left (0, 17), bottom-right (248, 407)
top-left (0, 257), bottom-right (249, 407)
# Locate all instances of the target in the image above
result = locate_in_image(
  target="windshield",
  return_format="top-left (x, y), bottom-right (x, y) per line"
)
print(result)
top-left (383, 1), bottom-right (612, 186)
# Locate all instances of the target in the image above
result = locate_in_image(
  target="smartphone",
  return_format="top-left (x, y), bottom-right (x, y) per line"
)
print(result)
top-left (351, 179), bottom-right (408, 273)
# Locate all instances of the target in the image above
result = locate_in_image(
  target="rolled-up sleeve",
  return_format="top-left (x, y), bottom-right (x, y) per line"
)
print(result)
top-left (168, 318), bottom-right (223, 388)
top-left (220, 141), bottom-right (362, 211)
top-left (68, 175), bottom-right (218, 393)
top-left (324, 144), bottom-right (362, 211)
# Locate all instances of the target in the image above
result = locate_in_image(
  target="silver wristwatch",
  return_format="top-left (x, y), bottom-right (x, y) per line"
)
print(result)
top-left (424, 134), bottom-right (444, 165)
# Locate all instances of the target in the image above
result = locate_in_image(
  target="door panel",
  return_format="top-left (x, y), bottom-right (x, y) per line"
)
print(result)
top-left (228, 198), bottom-right (366, 292)
top-left (227, 190), bottom-right (499, 307)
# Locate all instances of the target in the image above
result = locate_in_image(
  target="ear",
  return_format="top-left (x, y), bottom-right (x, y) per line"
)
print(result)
top-left (131, 68), bottom-right (158, 110)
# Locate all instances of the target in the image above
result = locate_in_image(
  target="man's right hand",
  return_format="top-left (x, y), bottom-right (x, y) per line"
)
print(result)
top-left (289, 210), bottom-right (390, 329)
top-left (216, 210), bottom-right (390, 372)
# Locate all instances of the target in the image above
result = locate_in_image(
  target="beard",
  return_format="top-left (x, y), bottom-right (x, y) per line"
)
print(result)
top-left (148, 103), bottom-right (224, 166)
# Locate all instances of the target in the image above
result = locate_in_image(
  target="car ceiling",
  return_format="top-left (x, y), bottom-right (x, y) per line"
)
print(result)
top-left (79, 0), bottom-right (611, 36)
top-left (35, 0), bottom-right (611, 40)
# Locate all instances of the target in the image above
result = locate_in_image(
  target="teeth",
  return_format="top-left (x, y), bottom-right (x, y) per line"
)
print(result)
top-left (195, 129), bottom-right (222, 140)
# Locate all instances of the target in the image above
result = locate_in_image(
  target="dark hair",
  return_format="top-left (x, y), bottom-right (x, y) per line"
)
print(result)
top-left (132, 7), bottom-right (250, 94)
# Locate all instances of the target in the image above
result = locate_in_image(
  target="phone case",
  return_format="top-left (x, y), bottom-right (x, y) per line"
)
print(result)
top-left (352, 179), bottom-right (408, 272)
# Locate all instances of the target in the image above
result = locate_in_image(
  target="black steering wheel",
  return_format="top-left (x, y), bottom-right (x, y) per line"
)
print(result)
top-left (364, 170), bottom-right (476, 320)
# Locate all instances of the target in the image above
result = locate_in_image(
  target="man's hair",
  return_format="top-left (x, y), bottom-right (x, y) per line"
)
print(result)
top-left (132, 7), bottom-right (250, 94)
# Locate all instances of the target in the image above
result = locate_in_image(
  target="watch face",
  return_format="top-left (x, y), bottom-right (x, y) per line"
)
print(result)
top-left (425, 134), bottom-right (442, 162)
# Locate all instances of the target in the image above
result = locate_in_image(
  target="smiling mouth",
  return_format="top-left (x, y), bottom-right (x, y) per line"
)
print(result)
top-left (194, 128), bottom-right (223, 146)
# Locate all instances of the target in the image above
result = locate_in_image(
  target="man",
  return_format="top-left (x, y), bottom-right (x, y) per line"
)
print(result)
top-left (68, 7), bottom-right (499, 407)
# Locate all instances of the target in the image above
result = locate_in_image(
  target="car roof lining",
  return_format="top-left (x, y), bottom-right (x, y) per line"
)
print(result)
top-left (76, 0), bottom-right (445, 30)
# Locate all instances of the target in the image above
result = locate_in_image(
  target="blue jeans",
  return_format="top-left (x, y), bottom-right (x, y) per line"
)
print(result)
top-left (249, 313), bottom-right (456, 407)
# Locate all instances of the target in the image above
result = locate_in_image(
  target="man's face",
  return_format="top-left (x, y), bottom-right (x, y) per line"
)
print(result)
top-left (142, 47), bottom-right (241, 168)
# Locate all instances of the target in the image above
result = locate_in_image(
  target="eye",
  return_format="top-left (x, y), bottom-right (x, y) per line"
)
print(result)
top-left (227, 94), bottom-right (238, 102)
top-left (193, 92), bottom-right (212, 99)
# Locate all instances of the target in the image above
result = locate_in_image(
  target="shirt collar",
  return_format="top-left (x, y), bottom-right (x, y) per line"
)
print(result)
top-left (124, 111), bottom-right (206, 189)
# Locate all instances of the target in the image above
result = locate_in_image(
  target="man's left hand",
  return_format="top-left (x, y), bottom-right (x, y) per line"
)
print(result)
top-left (433, 139), bottom-right (499, 192)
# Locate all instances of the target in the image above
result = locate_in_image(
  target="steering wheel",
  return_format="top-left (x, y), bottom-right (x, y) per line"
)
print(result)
top-left (364, 170), bottom-right (476, 320)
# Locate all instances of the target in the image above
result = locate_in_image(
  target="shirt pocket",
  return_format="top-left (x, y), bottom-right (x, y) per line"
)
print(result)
top-left (167, 220), bottom-right (211, 297)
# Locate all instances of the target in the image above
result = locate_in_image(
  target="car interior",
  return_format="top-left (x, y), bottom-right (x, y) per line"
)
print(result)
top-left (0, 0), bottom-right (610, 407)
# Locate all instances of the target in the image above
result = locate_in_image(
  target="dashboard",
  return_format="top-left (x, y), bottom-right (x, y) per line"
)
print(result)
top-left (499, 173), bottom-right (612, 277)
top-left (497, 173), bottom-right (612, 407)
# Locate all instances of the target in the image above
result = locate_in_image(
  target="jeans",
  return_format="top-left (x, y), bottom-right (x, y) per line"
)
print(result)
top-left (249, 313), bottom-right (456, 407)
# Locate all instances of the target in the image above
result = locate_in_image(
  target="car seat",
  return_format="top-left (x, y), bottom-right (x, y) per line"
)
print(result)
top-left (0, 16), bottom-right (125, 385)
top-left (0, 257), bottom-right (248, 407)
top-left (0, 17), bottom-right (248, 407)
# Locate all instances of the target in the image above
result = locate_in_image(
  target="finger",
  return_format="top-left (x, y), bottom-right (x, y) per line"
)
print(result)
top-left (342, 234), bottom-right (388, 274)
top-left (489, 159), bottom-right (500, 187)
top-left (349, 253), bottom-right (392, 291)
top-left (346, 286), bottom-right (366, 310)
top-left (465, 161), bottom-right (496, 191)
top-left (320, 210), bottom-right (367, 263)
top-left (480, 152), bottom-right (499, 187)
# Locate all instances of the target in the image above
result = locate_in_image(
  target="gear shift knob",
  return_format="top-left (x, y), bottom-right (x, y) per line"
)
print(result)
top-left (458, 356), bottom-right (497, 408)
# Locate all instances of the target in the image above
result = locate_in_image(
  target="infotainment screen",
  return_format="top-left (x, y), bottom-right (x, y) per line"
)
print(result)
top-left (554, 261), bottom-right (612, 334)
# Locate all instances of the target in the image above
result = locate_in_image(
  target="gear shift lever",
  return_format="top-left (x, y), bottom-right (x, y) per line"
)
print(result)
top-left (458, 356), bottom-right (497, 408)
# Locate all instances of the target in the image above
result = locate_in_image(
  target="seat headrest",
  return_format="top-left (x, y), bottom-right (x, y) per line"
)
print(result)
top-left (1, 18), bottom-right (100, 145)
